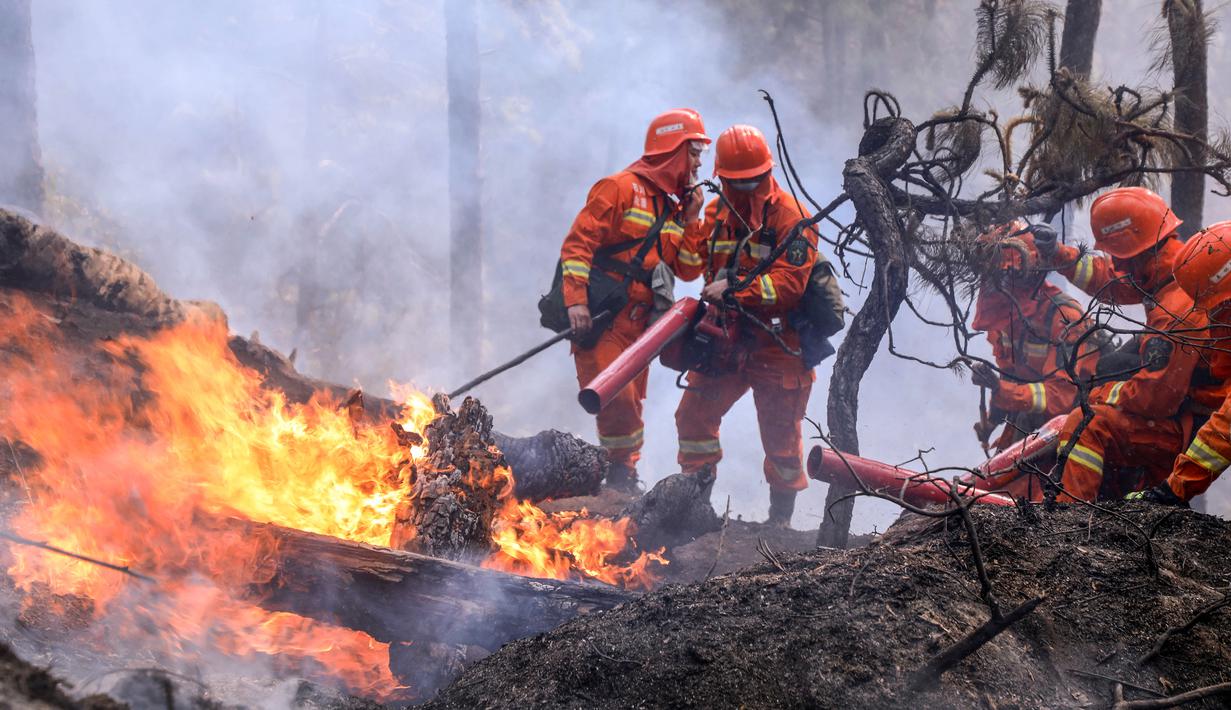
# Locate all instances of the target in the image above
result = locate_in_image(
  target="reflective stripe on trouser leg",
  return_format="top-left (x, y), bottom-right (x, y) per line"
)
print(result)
top-left (675, 370), bottom-right (750, 474)
top-left (573, 316), bottom-right (648, 469)
top-left (751, 373), bottom-right (812, 492)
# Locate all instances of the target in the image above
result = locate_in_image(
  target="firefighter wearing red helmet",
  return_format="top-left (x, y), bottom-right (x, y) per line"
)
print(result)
top-left (969, 222), bottom-right (1101, 489)
top-left (1034, 187), bottom-right (1213, 501)
top-left (672, 124), bottom-right (842, 527)
top-left (557, 109), bottom-right (711, 492)
top-left (1129, 221), bottom-right (1231, 505)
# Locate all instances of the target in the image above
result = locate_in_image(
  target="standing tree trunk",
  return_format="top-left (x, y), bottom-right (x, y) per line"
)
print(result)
top-left (446, 0), bottom-right (483, 378)
top-left (0, 0), bottom-right (44, 215)
top-left (816, 118), bottom-right (915, 549)
top-left (1058, 0), bottom-right (1102, 78)
top-left (1165, 0), bottom-right (1208, 238)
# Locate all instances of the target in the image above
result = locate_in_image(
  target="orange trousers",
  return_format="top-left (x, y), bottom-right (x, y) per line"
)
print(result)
top-left (1057, 404), bottom-right (1183, 501)
top-left (674, 352), bottom-right (814, 492)
top-left (1166, 403), bottom-right (1229, 500)
top-left (572, 302), bottom-right (652, 469)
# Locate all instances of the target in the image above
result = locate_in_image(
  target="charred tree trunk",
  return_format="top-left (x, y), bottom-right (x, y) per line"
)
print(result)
top-left (446, 0), bottom-right (483, 379)
top-left (1165, 0), bottom-right (1208, 238)
top-left (0, 0), bottom-right (44, 215)
top-left (1059, 0), bottom-right (1102, 78)
top-left (816, 118), bottom-right (915, 550)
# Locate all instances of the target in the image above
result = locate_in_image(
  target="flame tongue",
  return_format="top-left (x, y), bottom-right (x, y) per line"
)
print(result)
top-left (0, 293), bottom-right (661, 700)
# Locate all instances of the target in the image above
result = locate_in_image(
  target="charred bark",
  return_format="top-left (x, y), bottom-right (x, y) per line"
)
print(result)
top-left (238, 518), bottom-right (635, 649)
top-left (0, 0), bottom-right (44, 214)
top-left (816, 117), bottom-right (915, 550)
top-left (493, 429), bottom-right (606, 502)
top-left (619, 471), bottom-right (721, 553)
top-left (391, 396), bottom-right (504, 562)
top-left (0, 209), bottom-right (216, 324)
top-left (1165, 0), bottom-right (1208, 238)
top-left (1059, 0), bottom-right (1102, 78)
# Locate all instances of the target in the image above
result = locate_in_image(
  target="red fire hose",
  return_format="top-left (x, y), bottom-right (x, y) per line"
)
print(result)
top-left (962, 414), bottom-right (1065, 491)
top-left (807, 446), bottom-right (1015, 507)
top-left (578, 297), bottom-right (703, 414)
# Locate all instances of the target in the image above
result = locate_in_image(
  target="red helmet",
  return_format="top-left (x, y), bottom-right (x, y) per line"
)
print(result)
top-left (1173, 221), bottom-right (1231, 311)
top-left (644, 109), bottom-right (710, 156)
top-left (714, 124), bottom-right (774, 179)
top-left (1089, 187), bottom-right (1182, 258)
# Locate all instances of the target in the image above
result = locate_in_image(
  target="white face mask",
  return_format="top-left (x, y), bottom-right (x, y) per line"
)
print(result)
top-left (727, 178), bottom-right (762, 192)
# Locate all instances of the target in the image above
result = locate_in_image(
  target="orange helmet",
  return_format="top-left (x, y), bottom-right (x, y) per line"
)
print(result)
top-left (1089, 187), bottom-right (1182, 258)
top-left (714, 124), bottom-right (774, 179)
top-left (644, 108), bottom-right (710, 156)
top-left (1173, 221), bottom-right (1231, 311)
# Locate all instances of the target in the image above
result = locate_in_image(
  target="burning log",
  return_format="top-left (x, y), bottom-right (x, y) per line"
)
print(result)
top-left (242, 519), bottom-right (635, 649)
top-left (0, 208), bottom-right (222, 325)
top-left (391, 395), bottom-right (504, 561)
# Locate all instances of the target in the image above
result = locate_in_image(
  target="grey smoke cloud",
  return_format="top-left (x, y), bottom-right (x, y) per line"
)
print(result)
top-left (29, 0), bottom-right (1231, 538)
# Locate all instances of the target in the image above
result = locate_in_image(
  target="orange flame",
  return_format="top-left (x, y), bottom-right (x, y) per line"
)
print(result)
top-left (0, 293), bottom-right (660, 700)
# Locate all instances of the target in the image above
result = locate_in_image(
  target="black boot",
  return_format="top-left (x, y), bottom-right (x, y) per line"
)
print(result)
top-left (605, 463), bottom-right (641, 495)
top-left (767, 488), bottom-right (797, 527)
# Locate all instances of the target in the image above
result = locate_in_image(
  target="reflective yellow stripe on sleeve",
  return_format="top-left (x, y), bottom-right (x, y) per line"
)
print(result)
top-left (621, 208), bottom-right (655, 228)
top-left (678, 250), bottom-right (704, 266)
top-left (661, 222), bottom-right (684, 237)
top-left (759, 274), bottom-right (778, 305)
top-left (1028, 382), bottom-right (1047, 414)
top-left (1184, 436), bottom-right (1231, 473)
top-left (561, 259), bottom-right (591, 280)
top-left (1105, 381), bottom-right (1125, 406)
top-left (712, 240), bottom-right (738, 254)
top-left (1073, 254), bottom-right (1095, 290)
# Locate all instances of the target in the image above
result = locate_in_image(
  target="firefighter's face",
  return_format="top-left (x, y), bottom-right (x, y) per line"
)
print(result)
top-left (686, 141), bottom-right (706, 182)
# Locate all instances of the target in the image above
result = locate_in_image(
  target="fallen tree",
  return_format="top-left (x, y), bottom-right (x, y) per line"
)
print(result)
top-left (234, 518), bottom-right (634, 650)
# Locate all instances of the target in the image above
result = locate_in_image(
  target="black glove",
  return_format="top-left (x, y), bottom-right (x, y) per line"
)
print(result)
top-left (1027, 224), bottom-right (1059, 261)
top-left (1125, 484), bottom-right (1187, 507)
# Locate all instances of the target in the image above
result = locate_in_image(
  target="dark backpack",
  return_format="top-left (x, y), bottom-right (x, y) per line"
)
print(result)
top-left (538, 198), bottom-right (671, 349)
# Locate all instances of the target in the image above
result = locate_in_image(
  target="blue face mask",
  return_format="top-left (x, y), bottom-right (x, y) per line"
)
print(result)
top-left (727, 178), bottom-right (762, 192)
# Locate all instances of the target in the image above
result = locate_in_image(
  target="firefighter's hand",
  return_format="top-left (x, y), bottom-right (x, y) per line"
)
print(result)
top-left (1028, 224), bottom-right (1058, 262)
top-left (702, 279), bottom-right (729, 303)
top-left (970, 362), bottom-right (1000, 389)
top-left (682, 185), bottom-right (704, 223)
top-left (567, 305), bottom-right (592, 335)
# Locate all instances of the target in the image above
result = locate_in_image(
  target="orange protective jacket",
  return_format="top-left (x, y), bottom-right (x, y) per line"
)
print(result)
top-left (1165, 331), bottom-right (1231, 499)
top-left (1055, 240), bottom-right (1202, 420)
top-left (559, 170), bottom-right (686, 309)
top-left (975, 282), bottom-right (1099, 418)
top-left (676, 187), bottom-right (819, 356)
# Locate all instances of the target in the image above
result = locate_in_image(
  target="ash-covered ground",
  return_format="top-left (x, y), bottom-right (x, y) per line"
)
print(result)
top-left (426, 503), bottom-right (1231, 710)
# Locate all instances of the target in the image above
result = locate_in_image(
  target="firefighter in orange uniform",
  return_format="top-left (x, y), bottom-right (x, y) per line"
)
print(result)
top-left (672, 124), bottom-right (837, 526)
top-left (970, 224), bottom-right (1101, 464)
top-left (560, 109), bottom-right (711, 492)
top-left (1129, 221), bottom-right (1231, 504)
top-left (1034, 187), bottom-right (1204, 501)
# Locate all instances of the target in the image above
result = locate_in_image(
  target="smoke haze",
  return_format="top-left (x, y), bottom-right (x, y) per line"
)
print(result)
top-left (27, 0), bottom-right (1231, 535)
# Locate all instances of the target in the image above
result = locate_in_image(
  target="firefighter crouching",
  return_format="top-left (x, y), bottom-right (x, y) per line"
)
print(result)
top-left (1034, 187), bottom-right (1207, 501)
top-left (1130, 221), bottom-right (1231, 505)
top-left (969, 223), bottom-right (1101, 465)
top-left (551, 109), bottom-right (711, 493)
top-left (671, 124), bottom-right (844, 527)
